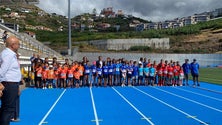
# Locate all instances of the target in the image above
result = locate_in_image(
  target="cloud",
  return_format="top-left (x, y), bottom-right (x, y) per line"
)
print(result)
top-left (37, 0), bottom-right (222, 22)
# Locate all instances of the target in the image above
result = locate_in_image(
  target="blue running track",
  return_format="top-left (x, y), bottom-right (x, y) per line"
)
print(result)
top-left (8, 82), bottom-right (222, 125)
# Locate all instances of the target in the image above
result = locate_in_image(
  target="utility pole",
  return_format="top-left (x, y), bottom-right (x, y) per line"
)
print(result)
top-left (68, 0), bottom-right (72, 56)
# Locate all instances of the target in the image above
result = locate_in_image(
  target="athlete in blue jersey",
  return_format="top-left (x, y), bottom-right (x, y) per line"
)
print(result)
top-left (83, 61), bottom-right (90, 87)
top-left (120, 62), bottom-right (128, 87)
top-left (91, 61), bottom-right (97, 87)
top-left (190, 59), bottom-right (200, 86)
top-left (143, 64), bottom-right (150, 85)
top-left (108, 63), bottom-right (114, 86)
top-left (102, 62), bottom-right (109, 87)
top-left (127, 63), bottom-right (133, 86)
top-left (96, 64), bottom-right (103, 87)
top-left (132, 61), bottom-right (139, 86)
top-left (182, 59), bottom-right (190, 86)
top-left (149, 64), bottom-right (156, 86)
top-left (114, 60), bottom-right (121, 86)
top-left (138, 63), bottom-right (144, 86)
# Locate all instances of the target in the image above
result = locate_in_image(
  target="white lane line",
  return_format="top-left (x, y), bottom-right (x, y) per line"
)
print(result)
top-left (112, 87), bottom-right (155, 125)
top-left (133, 87), bottom-right (209, 125)
top-left (38, 89), bottom-right (67, 125)
top-left (90, 87), bottom-right (100, 125)
top-left (173, 87), bottom-right (222, 102)
top-left (191, 86), bottom-right (222, 94)
top-left (153, 87), bottom-right (222, 113)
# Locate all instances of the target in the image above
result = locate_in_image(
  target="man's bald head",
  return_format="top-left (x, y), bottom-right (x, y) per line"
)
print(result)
top-left (5, 36), bottom-right (20, 52)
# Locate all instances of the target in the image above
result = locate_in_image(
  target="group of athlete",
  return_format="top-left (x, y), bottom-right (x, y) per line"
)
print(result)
top-left (30, 54), bottom-right (200, 89)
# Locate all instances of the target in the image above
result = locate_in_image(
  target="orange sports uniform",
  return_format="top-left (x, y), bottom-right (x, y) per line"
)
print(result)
top-left (67, 69), bottom-right (74, 78)
top-left (157, 68), bottom-right (163, 76)
top-left (167, 66), bottom-right (174, 77)
top-left (78, 66), bottom-right (84, 77)
top-left (48, 69), bottom-right (55, 79)
top-left (163, 66), bottom-right (168, 77)
top-left (54, 70), bottom-right (59, 80)
top-left (42, 69), bottom-right (48, 80)
top-left (74, 70), bottom-right (81, 80)
top-left (173, 66), bottom-right (180, 76)
top-left (60, 69), bottom-right (67, 79)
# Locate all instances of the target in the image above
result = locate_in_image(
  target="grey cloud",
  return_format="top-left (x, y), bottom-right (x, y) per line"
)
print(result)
top-left (37, 0), bottom-right (222, 21)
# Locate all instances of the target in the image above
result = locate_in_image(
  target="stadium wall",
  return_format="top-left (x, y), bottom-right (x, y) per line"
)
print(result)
top-left (88, 38), bottom-right (170, 50)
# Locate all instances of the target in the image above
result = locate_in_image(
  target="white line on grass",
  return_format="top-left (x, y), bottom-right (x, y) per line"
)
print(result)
top-left (112, 87), bottom-right (155, 125)
top-left (133, 87), bottom-right (209, 125)
top-left (38, 89), bottom-right (67, 125)
top-left (200, 77), bottom-right (222, 82)
top-left (153, 87), bottom-right (222, 113)
top-left (90, 87), bottom-right (100, 125)
top-left (173, 87), bottom-right (222, 102)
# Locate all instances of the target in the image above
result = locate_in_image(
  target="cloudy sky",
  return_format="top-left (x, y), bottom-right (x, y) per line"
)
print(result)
top-left (37, 0), bottom-right (221, 22)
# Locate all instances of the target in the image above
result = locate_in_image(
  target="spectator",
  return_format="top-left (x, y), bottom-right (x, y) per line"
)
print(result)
top-left (30, 53), bottom-right (36, 72)
top-left (0, 36), bottom-right (21, 125)
top-left (2, 31), bottom-right (9, 44)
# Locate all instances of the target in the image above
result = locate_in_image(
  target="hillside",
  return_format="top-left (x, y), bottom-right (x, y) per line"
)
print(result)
top-left (0, 4), bottom-right (222, 54)
top-left (170, 28), bottom-right (222, 53)
top-left (0, 0), bottom-right (39, 4)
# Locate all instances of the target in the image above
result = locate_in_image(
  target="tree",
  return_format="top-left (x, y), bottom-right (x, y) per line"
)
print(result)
top-left (92, 8), bottom-right (97, 15)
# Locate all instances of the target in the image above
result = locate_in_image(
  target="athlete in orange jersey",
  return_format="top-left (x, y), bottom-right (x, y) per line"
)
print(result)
top-left (67, 65), bottom-right (74, 88)
top-left (173, 65), bottom-right (180, 86)
top-left (59, 66), bottom-right (67, 88)
top-left (167, 64), bottom-right (174, 85)
top-left (163, 64), bottom-right (168, 86)
top-left (42, 68), bottom-right (49, 89)
top-left (47, 65), bottom-right (55, 88)
top-left (54, 68), bottom-right (59, 88)
top-left (78, 62), bottom-right (84, 87)
top-left (73, 68), bottom-right (81, 88)
top-left (157, 65), bottom-right (164, 86)
top-left (178, 66), bottom-right (184, 86)
top-left (71, 61), bottom-right (78, 71)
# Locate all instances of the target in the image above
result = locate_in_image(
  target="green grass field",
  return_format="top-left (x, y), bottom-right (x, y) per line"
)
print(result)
top-left (197, 67), bottom-right (222, 85)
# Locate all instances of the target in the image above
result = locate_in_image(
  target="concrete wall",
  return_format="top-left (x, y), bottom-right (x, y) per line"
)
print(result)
top-left (73, 52), bottom-right (222, 67)
top-left (89, 38), bottom-right (170, 50)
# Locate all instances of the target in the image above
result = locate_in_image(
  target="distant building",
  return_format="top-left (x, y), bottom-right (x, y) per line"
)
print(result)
top-left (183, 16), bottom-right (196, 26)
top-left (100, 7), bottom-right (115, 18)
top-left (9, 12), bottom-right (19, 18)
top-left (194, 14), bottom-right (210, 22)
top-left (58, 26), bottom-right (63, 31)
top-left (97, 23), bottom-right (111, 29)
top-left (116, 10), bottom-right (124, 16)
top-left (212, 8), bottom-right (222, 17)
top-left (147, 22), bottom-right (159, 29)
top-left (25, 31), bottom-right (36, 39)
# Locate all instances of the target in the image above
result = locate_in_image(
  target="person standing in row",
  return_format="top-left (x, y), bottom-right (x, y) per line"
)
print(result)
top-left (182, 59), bottom-right (190, 86)
top-left (190, 59), bottom-right (200, 86)
top-left (0, 36), bottom-right (22, 125)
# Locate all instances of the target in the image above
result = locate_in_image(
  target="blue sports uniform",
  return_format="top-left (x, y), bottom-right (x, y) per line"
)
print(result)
top-left (190, 62), bottom-right (199, 75)
top-left (182, 63), bottom-right (190, 74)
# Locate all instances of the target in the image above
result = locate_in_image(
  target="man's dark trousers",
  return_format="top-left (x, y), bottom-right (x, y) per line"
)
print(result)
top-left (0, 82), bottom-right (19, 125)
